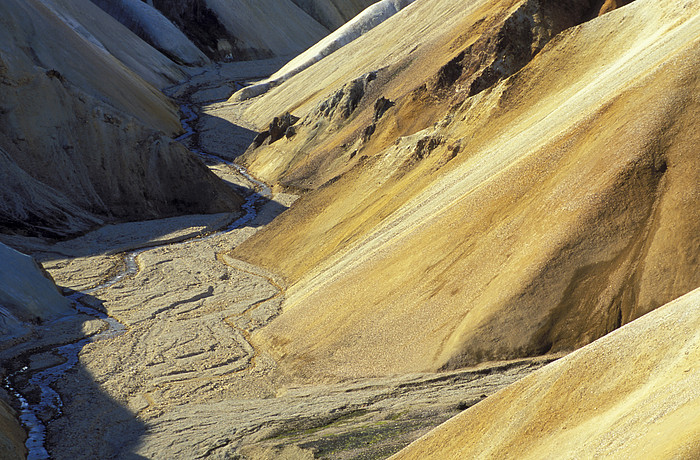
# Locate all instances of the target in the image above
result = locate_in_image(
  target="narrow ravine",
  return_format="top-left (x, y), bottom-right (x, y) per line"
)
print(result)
top-left (3, 85), bottom-right (276, 460)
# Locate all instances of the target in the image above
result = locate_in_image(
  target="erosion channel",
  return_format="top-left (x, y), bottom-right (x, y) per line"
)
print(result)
top-left (2, 66), bottom-right (559, 459)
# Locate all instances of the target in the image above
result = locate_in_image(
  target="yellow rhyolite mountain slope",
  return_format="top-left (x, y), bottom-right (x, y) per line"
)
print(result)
top-left (230, 0), bottom-right (597, 187)
top-left (392, 286), bottom-right (700, 459)
top-left (234, 0), bottom-right (507, 128)
top-left (232, 0), bottom-right (700, 380)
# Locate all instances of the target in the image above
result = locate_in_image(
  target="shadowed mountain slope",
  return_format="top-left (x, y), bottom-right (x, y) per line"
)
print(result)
top-left (392, 286), bottom-right (700, 459)
top-left (89, 0), bottom-right (210, 66)
top-left (134, 0), bottom-right (381, 61)
top-left (145, 1), bottom-right (388, 63)
top-left (230, 0), bottom-right (700, 380)
top-left (0, 399), bottom-right (25, 460)
top-left (145, 0), bottom-right (239, 61)
top-left (146, 0), bottom-right (331, 60)
top-left (37, 0), bottom-right (187, 88)
top-left (0, 242), bottom-right (73, 340)
top-left (0, 0), bottom-right (243, 238)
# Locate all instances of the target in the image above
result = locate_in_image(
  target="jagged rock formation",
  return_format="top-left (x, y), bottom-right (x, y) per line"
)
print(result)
top-left (229, 0), bottom-right (700, 380)
top-left (393, 286), bottom-right (700, 459)
top-left (0, 243), bottom-right (72, 337)
top-left (0, 0), bottom-right (243, 238)
top-left (232, 0), bottom-right (600, 184)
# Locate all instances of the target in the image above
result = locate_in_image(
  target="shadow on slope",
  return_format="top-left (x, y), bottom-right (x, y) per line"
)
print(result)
top-left (195, 109), bottom-right (260, 163)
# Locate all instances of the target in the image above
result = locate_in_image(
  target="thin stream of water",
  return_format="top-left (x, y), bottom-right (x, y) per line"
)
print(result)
top-left (4, 100), bottom-right (269, 459)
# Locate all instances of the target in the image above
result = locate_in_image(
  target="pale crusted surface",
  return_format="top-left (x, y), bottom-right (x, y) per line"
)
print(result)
top-left (393, 287), bottom-right (700, 459)
top-left (37, 213), bottom-right (238, 291)
top-left (43, 196), bottom-right (289, 458)
top-left (132, 356), bottom-right (556, 459)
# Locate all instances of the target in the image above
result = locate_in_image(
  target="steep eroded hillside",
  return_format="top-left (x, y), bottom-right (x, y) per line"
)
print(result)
top-left (230, 0), bottom-right (700, 380)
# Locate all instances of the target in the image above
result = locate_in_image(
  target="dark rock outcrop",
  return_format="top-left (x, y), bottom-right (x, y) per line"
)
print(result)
top-left (314, 71), bottom-right (377, 123)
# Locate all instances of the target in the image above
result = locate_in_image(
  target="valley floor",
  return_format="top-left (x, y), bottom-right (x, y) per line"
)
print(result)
top-left (1, 65), bottom-right (561, 459)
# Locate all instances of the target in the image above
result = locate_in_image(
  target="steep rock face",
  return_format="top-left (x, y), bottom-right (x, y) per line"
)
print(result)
top-left (231, 0), bottom-right (699, 380)
top-left (89, 0), bottom-right (210, 66)
top-left (0, 0), bottom-right (243, 238)
top-left (148, 0), bottom-right (239, 60)
top-left (393, 287), bottom-right (700, 459)
top-left (0, 243), bottom-right (72, 330)
top-left (0, 399), bottom-right (25, 460)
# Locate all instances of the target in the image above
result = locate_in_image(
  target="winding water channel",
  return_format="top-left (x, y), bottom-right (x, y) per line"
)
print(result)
top-left (5, 99), bottom-right (271, 459)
